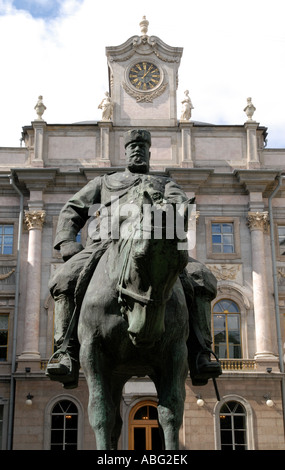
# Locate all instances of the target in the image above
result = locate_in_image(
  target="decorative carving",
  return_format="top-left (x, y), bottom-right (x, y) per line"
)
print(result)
top-left (109, 36), bottom-right (181, 64)
top-left (34, 95), bottom-right (46, 121)
top-left (98, 92), bottom-right (113, 121)
top-left (139, 16), bottom-right (149, 36)
top-left (0, 268), bottom-right (15, 281)
top-left (122, 80), bottom-right (168, 103)
top-left (247, 211), bottom-right (269, 232)
top-left (180, 90), bottom-right (194, 121)
top-left (207, 264), bottom-right (241, 281)
top-left (152, 49), bottom-right (182, 63)
top-left (24, 210), bottom-right (46, 230)
top-left (277, 268), bottom-right (285, 285)
top-left (244, 97), bottom-right (256, 122)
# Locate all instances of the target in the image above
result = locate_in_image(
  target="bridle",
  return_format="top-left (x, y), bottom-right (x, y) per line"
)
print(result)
top-left (116, 223), bottom-right (172, 310)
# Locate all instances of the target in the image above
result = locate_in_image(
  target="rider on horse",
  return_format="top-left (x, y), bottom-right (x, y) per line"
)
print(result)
top-left (46, 129), bottom-right (222, 389)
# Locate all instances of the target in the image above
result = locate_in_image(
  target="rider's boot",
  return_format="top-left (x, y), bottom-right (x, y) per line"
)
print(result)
top-left (183, 260), bottom-right (222, 386)
top-left (187, 301), bottom-right (222, 386)
top-left (45, 295), bottom-right (80, 389)
top-left (189, 339), bottom-right (222, 386)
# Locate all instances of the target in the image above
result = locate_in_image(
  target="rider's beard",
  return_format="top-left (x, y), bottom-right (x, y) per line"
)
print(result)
top-left (127, 155), bottom-right (149, 174)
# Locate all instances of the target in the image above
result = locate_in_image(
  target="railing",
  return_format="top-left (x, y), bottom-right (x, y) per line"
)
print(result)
top-left (40, 358), bottom-right (257, 372)
top-left (220, 359), bottom-right (256, 371)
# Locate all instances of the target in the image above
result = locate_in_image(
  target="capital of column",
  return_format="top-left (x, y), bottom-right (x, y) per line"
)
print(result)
top-left (246, 211), bottom-right (269, 232)
top-left (24, 210), bottom-right (46, 230)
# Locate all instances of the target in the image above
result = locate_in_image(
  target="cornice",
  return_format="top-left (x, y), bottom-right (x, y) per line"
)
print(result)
top-left (11, 168), bottom-right (58, 191)
top-left (165, 168), bottom-right (213, 192)
top-left (234, 169), bottom-right (282, 195)
top-left (106, 35), bottom-right (183, 63)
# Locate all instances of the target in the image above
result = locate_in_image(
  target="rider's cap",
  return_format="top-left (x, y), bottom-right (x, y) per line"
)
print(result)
top-left (124, 129), bottom-right (151, 148)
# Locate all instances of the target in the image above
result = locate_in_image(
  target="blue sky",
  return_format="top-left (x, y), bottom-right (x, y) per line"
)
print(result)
top-left (12, 0), bottom-right (86, 19)
top-left (12, 0), bottom-right (62, 18)
top-left (0, 0), bottom-right (285, 148)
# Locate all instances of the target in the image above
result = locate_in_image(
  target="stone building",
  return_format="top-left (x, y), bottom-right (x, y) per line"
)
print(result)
top-left (0, 18), bottom-right (285, 450)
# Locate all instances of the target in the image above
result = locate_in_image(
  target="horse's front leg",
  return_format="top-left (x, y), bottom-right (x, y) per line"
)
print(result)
top-left (154, 344), bottom-right (188, 450)
top-left (80, 339), bottom-right (115, 450)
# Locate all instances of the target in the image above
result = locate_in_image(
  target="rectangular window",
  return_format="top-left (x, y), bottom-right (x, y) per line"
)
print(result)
top-left (212, 223), bottom-right (234, 254)
top-left (0, 315), bottom-right (9, 362)
top-left (0, 225), bottom-right (14, 255)
top-left (278, 226), bottom-right (285, 256)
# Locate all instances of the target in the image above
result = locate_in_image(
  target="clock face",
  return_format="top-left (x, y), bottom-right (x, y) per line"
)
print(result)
top-left (128, 62), bottom-right (161, 91)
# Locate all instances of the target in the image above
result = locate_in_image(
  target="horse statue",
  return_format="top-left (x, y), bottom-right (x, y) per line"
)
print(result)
top-left (78, 190), bottom-right (190, 450)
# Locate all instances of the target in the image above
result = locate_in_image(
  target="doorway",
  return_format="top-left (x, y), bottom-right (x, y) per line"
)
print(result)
top-left (129, 401), bottom-right (163, 450)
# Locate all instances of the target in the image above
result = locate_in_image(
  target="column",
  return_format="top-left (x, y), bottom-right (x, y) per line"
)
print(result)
top-left (247, 211), bottom-right (274, 358)
top-left (19, 209), bottom-right (45, 360)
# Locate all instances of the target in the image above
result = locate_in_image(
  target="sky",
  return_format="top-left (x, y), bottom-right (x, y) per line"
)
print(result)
top-left (0, 0), bottom-right (285, 148)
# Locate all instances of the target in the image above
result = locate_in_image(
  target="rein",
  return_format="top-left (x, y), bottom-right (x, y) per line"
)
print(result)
top-left (116, 223), bottom-right (171, 308)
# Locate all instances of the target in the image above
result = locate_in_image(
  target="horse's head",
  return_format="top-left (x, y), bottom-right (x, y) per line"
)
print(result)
top-left (115, 188), bottom-right (191, 348)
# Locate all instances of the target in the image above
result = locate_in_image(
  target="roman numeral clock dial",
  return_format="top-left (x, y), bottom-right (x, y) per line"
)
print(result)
top-left (128, 62), bottom-right (161, 91)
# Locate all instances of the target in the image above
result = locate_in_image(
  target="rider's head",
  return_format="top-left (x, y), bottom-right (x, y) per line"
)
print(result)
top-left (124, 129), bottom-right (151, 174)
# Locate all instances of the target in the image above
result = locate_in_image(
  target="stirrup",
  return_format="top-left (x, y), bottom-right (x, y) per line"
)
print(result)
top-left (191, 348), bottom-right (222, 386)
top-left (45, 349), bottom-right (73, 383)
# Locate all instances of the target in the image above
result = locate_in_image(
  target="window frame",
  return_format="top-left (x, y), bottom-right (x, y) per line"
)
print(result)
top-left (211, 286), bottom-right (251, 360)
top-left (212, 299), bottom-right (242, 359)
top-left (205, 217), bottom-right (241, 260)
top-left (0, 313), bottom-right (9, 362)
top-left (214, 395), bottom-right (254, 450)
top-left (219, 401), bottom-right (247, 450)
top-left (0, 220), bottom-right (17, 259)
top-left (50, 400), bottom-right (78, 450)
top-left (0, 398), bottom-right (9, 450)
top-left (274, 220), bottom-right (285, 261)
top-left (44, 395), bottom-right (84, 450)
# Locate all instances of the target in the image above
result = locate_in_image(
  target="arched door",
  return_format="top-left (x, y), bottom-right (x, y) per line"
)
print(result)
top-left (129, 401), bottom-right (163, 450)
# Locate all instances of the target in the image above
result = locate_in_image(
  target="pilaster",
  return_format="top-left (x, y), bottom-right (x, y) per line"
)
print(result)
top-left (179, 121), bottom-right (194, 168)
top-left (31, 120), bottom-right (46, 167)
top-left (244, 122), bottom-right (260, 169)
top-left (98, 122), bottom-right (112, 166)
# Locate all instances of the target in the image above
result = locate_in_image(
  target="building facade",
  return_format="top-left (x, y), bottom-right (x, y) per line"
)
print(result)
top-left (0, 18), bottom-right (285, 450)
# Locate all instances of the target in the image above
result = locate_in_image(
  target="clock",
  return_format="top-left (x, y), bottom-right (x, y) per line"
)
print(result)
top-left (128, 62), bottom-right (161, 91)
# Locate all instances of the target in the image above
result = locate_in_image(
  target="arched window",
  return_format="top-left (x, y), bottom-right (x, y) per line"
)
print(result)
top-left (129, 401), bottom-right (163, 451)
top-left (213, 299), bottom-right (241, 358)
top-left (219, 401), bottom-right (247, 450)
top-left (50, 400), bottom-right (78, 450)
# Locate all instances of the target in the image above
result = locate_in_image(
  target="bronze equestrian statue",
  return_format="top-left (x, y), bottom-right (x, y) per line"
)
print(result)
top-left (46, 129), bottom-right (221, 449)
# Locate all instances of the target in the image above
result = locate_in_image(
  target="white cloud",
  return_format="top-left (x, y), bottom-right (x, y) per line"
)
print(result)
top-left (0, 0), bottom-right (284, 147)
